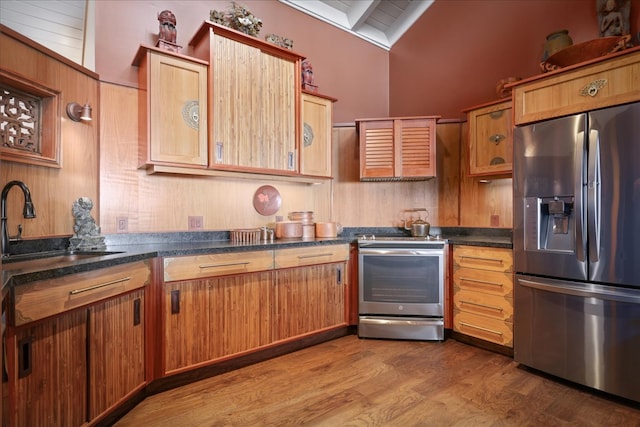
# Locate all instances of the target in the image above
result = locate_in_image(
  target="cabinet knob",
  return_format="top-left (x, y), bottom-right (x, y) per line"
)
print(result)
top-left (489, 134), bottom-right (505, 144)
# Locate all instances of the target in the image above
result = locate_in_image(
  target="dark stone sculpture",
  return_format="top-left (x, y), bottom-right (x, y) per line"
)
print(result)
top-left (68, 197), bottom-right (106, 251)
top-left (597, 0), bottom-right (630, 37)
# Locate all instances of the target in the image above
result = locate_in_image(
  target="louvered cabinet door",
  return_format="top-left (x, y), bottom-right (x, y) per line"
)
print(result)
top-left (358, 119), bottom-right (395, 179)
top-left (395, 117), bottom-right (437, 178)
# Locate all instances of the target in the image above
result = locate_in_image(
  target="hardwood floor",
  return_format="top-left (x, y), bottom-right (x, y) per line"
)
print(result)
top-left (114, 336), bottom-right (640, 426)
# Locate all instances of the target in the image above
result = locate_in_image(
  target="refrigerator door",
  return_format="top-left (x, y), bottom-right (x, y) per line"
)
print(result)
top-left (513, 114), bottom-right (588, 281)
top-left (515, 274), bottom-right (640, 403)
top-left (588, 102), bottom-right (640, 287)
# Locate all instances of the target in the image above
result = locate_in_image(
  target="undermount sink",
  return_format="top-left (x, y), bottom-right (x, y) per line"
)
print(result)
top-left (1, 250), bottom-right (124, 271)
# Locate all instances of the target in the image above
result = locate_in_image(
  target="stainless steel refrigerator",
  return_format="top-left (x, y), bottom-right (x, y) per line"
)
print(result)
top-left (513, 101), bottom-right (640, 403)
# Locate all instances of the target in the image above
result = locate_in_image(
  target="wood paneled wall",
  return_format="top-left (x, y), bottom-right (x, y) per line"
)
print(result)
top-left (331, 121), bottom-right (512, 228)
top-left (0, 28), bottom-right (99, 239)
top-left (99, 83), bottom-right (332, 234)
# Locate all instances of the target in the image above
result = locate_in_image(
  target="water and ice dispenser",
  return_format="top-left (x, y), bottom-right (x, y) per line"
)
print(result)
top-left (524, 195), bottom-right (575, 253)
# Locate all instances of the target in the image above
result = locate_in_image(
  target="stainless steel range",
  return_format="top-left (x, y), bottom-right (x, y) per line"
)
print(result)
top-left (357, 235), bottom-right (446, 341)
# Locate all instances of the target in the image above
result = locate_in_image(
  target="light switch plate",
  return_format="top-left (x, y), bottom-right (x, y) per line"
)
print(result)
top-left (188, 216), bottom-right (203, 230)
top-left (116, 217), bottom-right (128, 233)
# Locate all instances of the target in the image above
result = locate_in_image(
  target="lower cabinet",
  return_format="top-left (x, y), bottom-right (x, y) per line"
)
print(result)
top-left (452, 245), bottom-right (514, 348)
top-left (162, 244), bottom-right (349, 375)
top-left (7, 262), bottom-right (150, 427)
top-left (163, 271), bottom-right (273, 374)
top-left (273, 263), bottom-right (346, 341)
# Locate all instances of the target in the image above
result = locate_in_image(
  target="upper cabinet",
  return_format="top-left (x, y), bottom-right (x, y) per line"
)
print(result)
top-left (300, 91), bottom-right (336, 178)
top-left (133, 46), bottom-right (208, 168)
top-left (464, 99), bottom-right (513, 177)
top-left (356, 116), bottom-right (438, 181)
top-left (512, 48), bottom-right (640, 125)
top-left (189, 22), bottom-right (304, 174)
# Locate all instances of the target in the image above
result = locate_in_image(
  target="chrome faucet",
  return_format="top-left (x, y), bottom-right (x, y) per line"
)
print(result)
top-left (1, 180), bottom-right (36, 258)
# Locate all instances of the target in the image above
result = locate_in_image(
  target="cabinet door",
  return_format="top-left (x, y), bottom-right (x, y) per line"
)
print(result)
top-left (89, 289), bottom-right (145, 420)
top-left (358, 119), bottom-right (394, 179)
top-left (467, 100), bottom-right (513, 176)
top-left (273, 263), bottom-right (346, 341)
top-left (211, 34), bottom-right (296, 172)
top-left (146, 51), bottom-right (208, 166)
top-left (395, 118), bottom-right (437, 178)
top-left (164, 280), bottom-right (211, 373)
top-left (301, 92), bottom-right (334, 177)
top-left (209, 271), bottom-right (272, 358)
top-left (11, 310), bottom-right (87, 427)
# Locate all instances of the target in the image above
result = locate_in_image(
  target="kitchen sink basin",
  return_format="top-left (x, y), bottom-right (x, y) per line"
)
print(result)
top-left (1, 250), bottom-right (124, 271)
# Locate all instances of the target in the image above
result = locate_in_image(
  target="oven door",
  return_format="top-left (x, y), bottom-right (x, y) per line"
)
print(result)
top-left (358, 247), bottom-right (444, 317)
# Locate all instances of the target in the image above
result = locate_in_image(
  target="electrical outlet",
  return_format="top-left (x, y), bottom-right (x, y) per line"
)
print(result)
top-left (188, 216), bottom-right (203, 230)
top-left (490, 215), bottom-right (500, 227)
top-left (116, 217), bottom-right (128, 233)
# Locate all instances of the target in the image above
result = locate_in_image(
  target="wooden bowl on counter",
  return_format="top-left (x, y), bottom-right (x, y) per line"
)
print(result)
top-left (275, 221), bottom-right (303, 239)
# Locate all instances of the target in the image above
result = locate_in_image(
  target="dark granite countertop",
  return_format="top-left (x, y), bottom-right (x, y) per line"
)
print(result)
top-left (2, 227), bottom-right (512, 290)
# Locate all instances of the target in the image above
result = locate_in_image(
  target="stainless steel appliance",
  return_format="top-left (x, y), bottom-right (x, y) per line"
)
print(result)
top-left (358, 235), bottom-right (445, 340)
top-left (513, 101), bottom-right (640, 403)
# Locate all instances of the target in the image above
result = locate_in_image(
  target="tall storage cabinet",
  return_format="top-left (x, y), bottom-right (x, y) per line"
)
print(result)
top-left (190, 22), bottom-right (304, 173)
top-left (464, 99), bottom-right (513, 176)
top-left (133, 46), bottom-right (209, 168)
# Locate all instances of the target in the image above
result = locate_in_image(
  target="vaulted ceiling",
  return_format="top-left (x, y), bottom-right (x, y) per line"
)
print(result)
top-left (279, 0), bottom-right (434, 50)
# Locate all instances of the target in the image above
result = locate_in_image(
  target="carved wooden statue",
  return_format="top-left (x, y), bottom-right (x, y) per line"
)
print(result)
top-left (597, 0), bottom-right (630, 37)
top-left (158, 10), bottom-right (177, 44)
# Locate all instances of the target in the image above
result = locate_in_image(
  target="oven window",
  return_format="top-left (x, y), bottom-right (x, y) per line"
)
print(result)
top-left (361, 255), bottom-right (440, 304)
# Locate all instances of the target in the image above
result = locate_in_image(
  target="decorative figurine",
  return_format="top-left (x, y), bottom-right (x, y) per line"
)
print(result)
top-left (68, 197), bottom-right (106, 251)
top-left (302, 60), bottom-right (318, 92)
top-left (157, 10), bottom-right (182, 53)
top-left (597, 0), bottom-right (630, 38)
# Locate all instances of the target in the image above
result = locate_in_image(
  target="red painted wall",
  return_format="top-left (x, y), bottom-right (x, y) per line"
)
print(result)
top-left (95, 0), bottom-right (639, 123)
top-left (94, 0), bottom-right (389, 124)
top-left (390, 0), bottom-right (640, 119)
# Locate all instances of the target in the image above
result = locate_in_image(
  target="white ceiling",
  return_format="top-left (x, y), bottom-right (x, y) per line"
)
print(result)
top-left (279, 0), bottom-right (434, 50)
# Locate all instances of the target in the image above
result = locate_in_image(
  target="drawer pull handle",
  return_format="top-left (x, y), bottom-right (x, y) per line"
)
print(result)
top-left (69, 277), bottom-right (130, 295)
top-left (459, 321), bottom-right (503, 336)
top-left (460, 299), bottom-right (503, 312)
top-left (460, 255), bottom-right (504, 265)
top-left (199, 261), bottom-right (250, 269)
top-left (459, 277), bottom-right (504, 288)
top-left (298, 253), bottom-right (333, 259)
top-left (580, 79), bottom-right (607, 97)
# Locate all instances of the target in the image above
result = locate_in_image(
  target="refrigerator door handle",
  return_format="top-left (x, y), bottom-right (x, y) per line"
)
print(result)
top-left (574, 131), bottom-right (586, 263)
top-left (587, 129), bottom-right (601, 263)
top-left (518, 277), bottom-right (640, 304)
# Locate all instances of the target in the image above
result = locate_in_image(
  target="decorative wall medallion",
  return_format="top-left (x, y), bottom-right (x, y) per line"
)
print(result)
top-left (303, 122), bottom-right (314, 147)
top-left (182, 100), bottom-right (199, 129)
top-left (253, 185), bottom-right (282, 216)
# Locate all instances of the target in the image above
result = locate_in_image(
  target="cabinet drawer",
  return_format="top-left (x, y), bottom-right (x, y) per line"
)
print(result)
top-left (453, 311), bottom-right (513, 347)
top-left (163, 250), bottom-right (274, 282)
top-left (14, 261), bottom-right (151, 326)
top-left (513, 51), bottom-right (640, 125)
top-left (274, 244), bottom-right (349, 269)
top-left (453, 246), bottom-right (513, 272)
top-left (453, 267), bottom-right (513, 297)
top-left (453, 289), bottom-right (513, 322)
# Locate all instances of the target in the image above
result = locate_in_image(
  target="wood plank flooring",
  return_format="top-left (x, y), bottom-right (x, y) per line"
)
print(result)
top-left (114, 336), bottom-right (640, 426)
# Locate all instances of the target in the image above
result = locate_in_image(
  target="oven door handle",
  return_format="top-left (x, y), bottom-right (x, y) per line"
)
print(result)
top-left (358, 248), bottom-right (443, 256)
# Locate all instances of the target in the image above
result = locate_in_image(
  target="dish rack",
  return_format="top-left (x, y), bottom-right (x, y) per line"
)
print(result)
top-left (230, 228), bottom-right (261, 244)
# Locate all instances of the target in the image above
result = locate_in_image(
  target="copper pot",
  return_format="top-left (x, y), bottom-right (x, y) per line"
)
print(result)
top-left (274, 221), bottom-right (303, 239)
top-left (315, 222), bottom-right (342, 238)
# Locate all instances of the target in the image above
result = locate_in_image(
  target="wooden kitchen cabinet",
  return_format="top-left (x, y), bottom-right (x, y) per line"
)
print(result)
top-left (133, 46), bottom-right (209, 168)
top-left (512, 49), bottom-right (640, 125)
top-left (452, 245), bottom-right (514, 348)
top-left (7, 261), bottom-right (151, 426)
top-left (464, 99), bottom-right (513, 176)
top-left (300, 91), bottom-right (337, 178)
top-left (190, 21), bottom-right (304, 173)
top-left (89, 289), bottom-right (146, 421)
top-left (356, 116), bottom-right (438, 180)
top-left (273, 245), bottom-right (349, 341)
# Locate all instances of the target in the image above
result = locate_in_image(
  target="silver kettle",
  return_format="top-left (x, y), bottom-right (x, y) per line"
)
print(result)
top-left (403, 213), bottom-right (430, 237)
